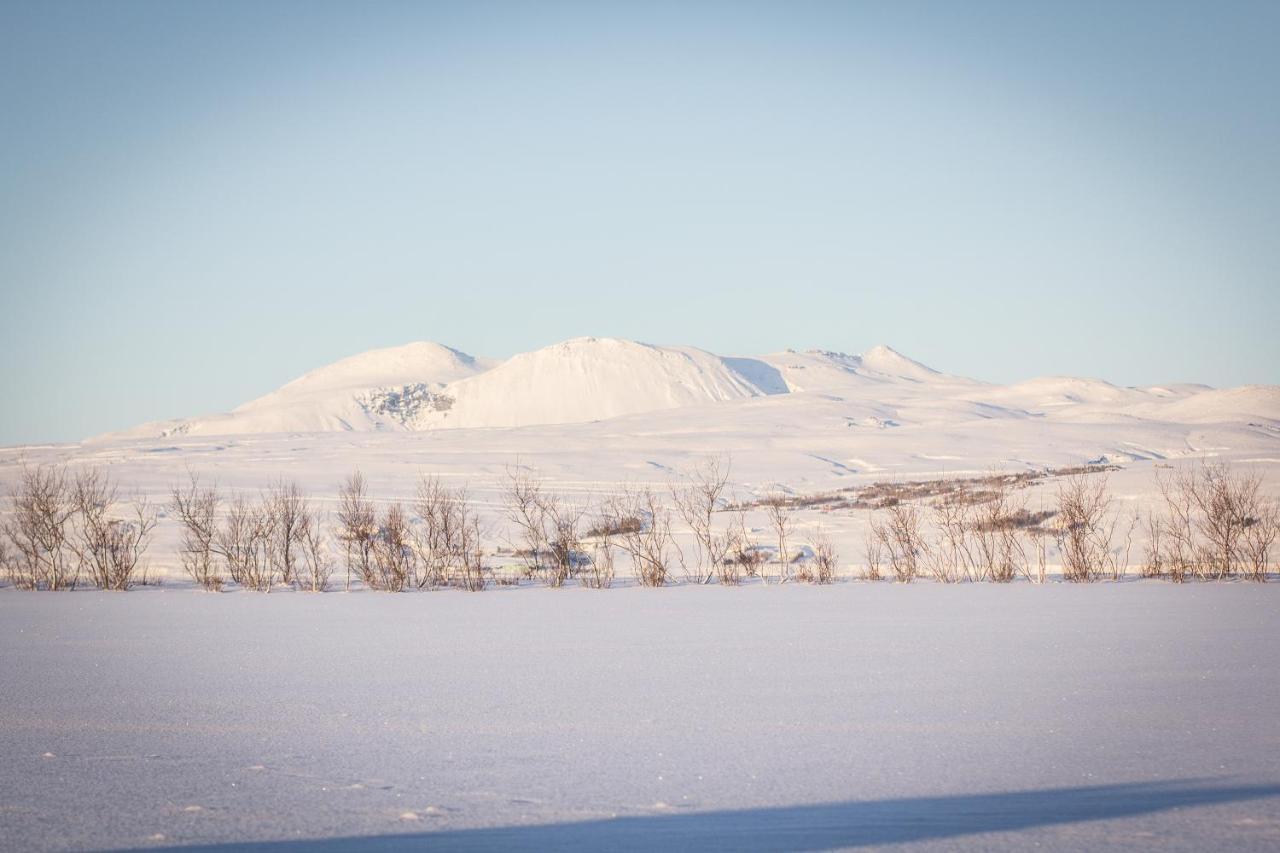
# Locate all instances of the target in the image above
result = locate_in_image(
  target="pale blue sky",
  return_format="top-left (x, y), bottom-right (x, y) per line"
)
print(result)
top-left (1, 1), bottom-right (1277, 444)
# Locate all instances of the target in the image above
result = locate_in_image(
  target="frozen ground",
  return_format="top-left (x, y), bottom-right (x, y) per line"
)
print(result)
top-left (2, 585), bottom-right (1279, 851)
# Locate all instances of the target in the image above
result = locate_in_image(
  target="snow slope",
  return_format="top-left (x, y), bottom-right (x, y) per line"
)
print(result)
top-left (415, 337), bottom-right (771, 429)
top-left (111, 342), bottom-right (495, 438)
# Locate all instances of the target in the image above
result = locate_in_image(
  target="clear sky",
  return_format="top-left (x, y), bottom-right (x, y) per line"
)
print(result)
top-left (1, 1), bottom-right (1277, 445)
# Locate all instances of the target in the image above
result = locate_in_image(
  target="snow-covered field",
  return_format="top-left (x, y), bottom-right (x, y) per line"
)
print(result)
top-left (2, 585), bottom-right (1279, 851)
top-left (3, 338), bottom-right (1279, 851)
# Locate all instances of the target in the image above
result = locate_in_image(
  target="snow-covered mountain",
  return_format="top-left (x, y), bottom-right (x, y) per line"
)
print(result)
top-left (118, 342), bottom-right (495, 438)
top-left (105, 337), bottom-right (1280, 440)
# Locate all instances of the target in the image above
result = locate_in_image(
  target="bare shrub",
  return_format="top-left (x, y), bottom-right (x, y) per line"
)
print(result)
top-left (1154, 470), bottom-right (1194, 582)
top-left (414, 475), bottom-right (470, 589)
top-left (763, 494), bottom-right (795, 584)
top-left (368, 503), bottom-right (414, 592)
top-left (336, 471), bottom-right (377, 591)
top-left (863, 521), bottom-right (884, 581)
top-left (540, 496), bottom-right (585, 588)
top-left (1141, 511), bottom-right (1165, 579)
top-left (581, 510), bottom-right (617, 589)
top-left (671, 455), bottom-right (733, 584)
top-left (217, 496), bottom-right (276, 591)
top-left (71, 468), bottom-right (157, 590)
top-left (170, 472), bottom-right (223, 591)
top-left (929, 498), bottom-right (973, 582)
top-left (604, 486), bottom-right (674, 587)
top-left (451, 510), bottom-right (487, 592)
top-left (1054, 473), bottom-right (1128, 582)
top-left (1021, 520), bottom-right (1050, 584)
top-left (502, 467), bottom-right (551, 581)
top-left (810, 526), bottom-right (838, 584)
top-left (2, 464), bottom-right (78, 590)
top-left (264, 480), bottom-right (309, 588)
top-left (1188, 465), bottom-right (1265, 579)
top-left (1154, 464), bottom-right (1278, 581)
top-left (1241, 501), bottom-right (1278, 582)
top-left (720, 506), bottom-right (762, 585)
top-left (971, 483), bottom-right (1027, 583)
top-left (871, 502), bottom-right (925, 583)
top-left (297, 512), bottom-right (332, 592)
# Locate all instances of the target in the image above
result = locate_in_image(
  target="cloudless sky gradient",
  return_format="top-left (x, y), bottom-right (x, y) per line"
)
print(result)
top-left (1, 0), bottom-right (1278, 444)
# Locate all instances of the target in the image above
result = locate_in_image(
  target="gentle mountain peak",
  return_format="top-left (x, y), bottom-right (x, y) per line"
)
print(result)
top-left (860, 345), bottom-right (942, 380)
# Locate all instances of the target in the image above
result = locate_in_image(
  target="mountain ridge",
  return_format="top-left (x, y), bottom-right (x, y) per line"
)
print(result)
top-left (100, 338), bottom-right (1280, 440)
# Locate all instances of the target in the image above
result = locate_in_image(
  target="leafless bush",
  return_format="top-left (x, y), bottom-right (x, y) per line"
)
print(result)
top-left (1241, 502), bottom-right (1278, 582)
top-left (502, 467), bottom-right (551, 581)
top-left (809, 527), bottom-right (838, 584)
top-left (863, 521), bottom-right (884, 581)
top-left (217, 495), bottom-right (276, 591)
top-left (264, 479), bottom-right (309, 588)
top-left (763, 494), bottom-right (795, 584)
top-left (336, 471), bottom-right (377, 591)
top-left (604, 486), bottom-right (674, 587)
top-left (1021, 518), bottom-right (1050, 584)
top-left (2, 464), bottom-right (79, 590)
top-left (414, 475), bottom-right (471, 589)
top-left (719, 507), bottom-right (762, 585)
top-left (1054, 473), bottom-right (1129, 582)
top-left (297, 512), bottom-right (332, 592)
top-left (1141, 512), bottom-right (1165, 579)
top-left (368, 503), bottom-right (414, 592)
top-left (541, 496), bottom-right (585, 588)
top-left (871, 502), bottom-right (924, 583)
top-left (1155, 470), bottom-right (1196, 582)
top-left (1154, 465), bottom-right (1278, 581)
top-left (971, 483), bottom-right (1027, 583)
top-left (170, 472), bottom-right (223, 591)
top-left (671, 455), bottom-right (733, 584)
top-left (451, 511), bottom-right (487, 592)
top-left (921, 478), bottom-right (1032, 583)
top-left (71, 468), bottom-right (157, 590)
top-left (580, 511), bottom-right (617, 589)
top-left (1188, 465), bottom-right (1270, 580)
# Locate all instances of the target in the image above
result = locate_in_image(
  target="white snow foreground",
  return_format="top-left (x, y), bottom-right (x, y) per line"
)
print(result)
top-left (1, 586), bottom-right (1278, 851)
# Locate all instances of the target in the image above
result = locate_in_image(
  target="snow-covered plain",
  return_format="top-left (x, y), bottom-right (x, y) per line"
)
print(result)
top-left (3, 339), bottom-right (1280, 851)
top-left (2, 586), bottom-right (1279, 851)
top-left (4, 338), bottom-right (1277, 583)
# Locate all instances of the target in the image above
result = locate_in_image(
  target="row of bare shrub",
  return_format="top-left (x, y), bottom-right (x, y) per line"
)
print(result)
top-left (0, 465), bottom-right (156, 590)
top-left (1145, 465), bottom-right (1278, 582)
top-left (5, 460), bottom-right (1274, 590)
top-left (861, 466), bottom-right (1278, 583)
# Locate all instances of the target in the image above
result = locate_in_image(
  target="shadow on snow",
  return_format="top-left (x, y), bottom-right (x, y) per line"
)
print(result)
top-left (121, 778), bottom-right (1280, 852)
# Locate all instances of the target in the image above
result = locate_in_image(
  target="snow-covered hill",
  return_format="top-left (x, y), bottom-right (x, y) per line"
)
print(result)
top-left (114, 342), bottom-right (495, 438)
top-left (101, 337), bottom-right (1279, 440)
top-left (415, 338), bottom-right (773, 429)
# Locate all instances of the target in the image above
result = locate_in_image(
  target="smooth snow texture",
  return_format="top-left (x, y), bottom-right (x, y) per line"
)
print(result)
top-left (2, 586), bottom-right (1278, 852)
top-left (415, 337), bottom-right (768, 429)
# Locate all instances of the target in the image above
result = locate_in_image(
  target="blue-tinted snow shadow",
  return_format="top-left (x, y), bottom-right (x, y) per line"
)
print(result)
top-left (122, 778), bottom-right (1280, 852)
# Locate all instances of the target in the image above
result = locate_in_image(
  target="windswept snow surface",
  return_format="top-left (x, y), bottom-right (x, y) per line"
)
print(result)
top-left (1, 586), bottom-right (1279, 851)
